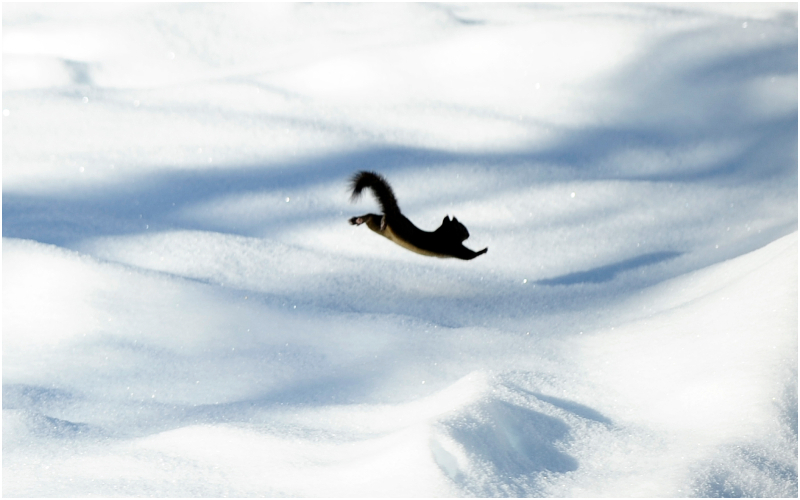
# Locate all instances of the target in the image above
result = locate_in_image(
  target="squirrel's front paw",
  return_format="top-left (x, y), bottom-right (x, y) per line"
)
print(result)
top-left (349, 217), bottom-right (364, 225)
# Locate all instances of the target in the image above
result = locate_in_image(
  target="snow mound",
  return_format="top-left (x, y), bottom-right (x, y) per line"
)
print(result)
top-left (3, 233), bottom-right (796, 496)
top-left (3, 3), bottom-right (796, 497)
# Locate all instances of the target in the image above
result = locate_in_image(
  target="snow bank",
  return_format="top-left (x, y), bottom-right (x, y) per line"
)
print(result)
top-left (3, 233), bottom-right (796, 496)
top-left (3, 2), bottom-right (797, 497)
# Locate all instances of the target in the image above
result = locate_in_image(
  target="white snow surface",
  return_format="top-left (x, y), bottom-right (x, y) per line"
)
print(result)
top-left (2, 3), bottom-right (798, 497)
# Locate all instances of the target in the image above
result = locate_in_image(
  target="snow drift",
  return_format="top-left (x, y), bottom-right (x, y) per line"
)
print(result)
top-left (3, 3), bottom-right (797, 497)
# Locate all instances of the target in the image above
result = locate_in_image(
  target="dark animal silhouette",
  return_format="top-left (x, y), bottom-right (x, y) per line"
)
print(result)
top-left (348, 171), bottom-right (488, 260)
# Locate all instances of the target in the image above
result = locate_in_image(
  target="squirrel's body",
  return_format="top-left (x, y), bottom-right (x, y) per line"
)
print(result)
top-left (348, 171), bottom-right (488, 260)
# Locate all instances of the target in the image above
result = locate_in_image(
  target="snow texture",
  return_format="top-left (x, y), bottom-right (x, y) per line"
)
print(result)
top-left (3, 3), bottom-right (798, 497)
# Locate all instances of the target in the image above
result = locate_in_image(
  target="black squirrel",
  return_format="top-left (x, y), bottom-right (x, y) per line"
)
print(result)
top-left (348, 171), bottom-right (488, 260)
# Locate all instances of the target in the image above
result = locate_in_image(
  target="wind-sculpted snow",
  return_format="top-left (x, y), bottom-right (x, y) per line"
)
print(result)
top-left (3, 3), bottom-right (797, 497)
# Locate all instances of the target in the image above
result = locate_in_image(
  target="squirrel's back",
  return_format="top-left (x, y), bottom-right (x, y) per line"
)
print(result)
top-left (349, 171), bottom-right (400, 215)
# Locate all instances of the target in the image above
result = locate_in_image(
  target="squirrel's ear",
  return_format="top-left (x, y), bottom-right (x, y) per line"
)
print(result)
top-left (453, 217), bottom-right (459, 223)
top-left (443, 216), bottom-right (451, 224)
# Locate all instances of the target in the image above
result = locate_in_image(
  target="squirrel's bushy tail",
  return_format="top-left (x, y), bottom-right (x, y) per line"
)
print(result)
top-left (350, 171), bottom-right (400, 215)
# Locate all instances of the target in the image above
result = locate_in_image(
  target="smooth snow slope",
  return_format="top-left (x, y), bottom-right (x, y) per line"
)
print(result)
top-left (3, 3), bottom-right (797, 497)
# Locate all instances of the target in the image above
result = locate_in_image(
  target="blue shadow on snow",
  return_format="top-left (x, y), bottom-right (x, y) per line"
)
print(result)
top-left (536, 251), bottom-right (683, 286)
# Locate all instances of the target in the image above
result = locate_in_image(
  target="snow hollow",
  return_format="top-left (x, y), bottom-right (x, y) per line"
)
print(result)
top-left (3, 3), bottom-right (798, 497)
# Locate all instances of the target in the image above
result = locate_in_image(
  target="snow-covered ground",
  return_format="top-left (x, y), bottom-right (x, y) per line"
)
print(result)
top-left (2, 3), bottom-right (797, 497)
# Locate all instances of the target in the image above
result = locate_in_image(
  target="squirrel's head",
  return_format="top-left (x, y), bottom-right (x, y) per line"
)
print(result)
top-left (436, 215), bottom-right (470, 242)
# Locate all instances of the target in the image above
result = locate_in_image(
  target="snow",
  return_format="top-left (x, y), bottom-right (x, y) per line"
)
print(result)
top-left (2, 3), bottom-right (797, 497)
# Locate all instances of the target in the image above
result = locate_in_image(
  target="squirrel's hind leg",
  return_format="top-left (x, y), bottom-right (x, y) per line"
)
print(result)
top-left (349, 214), bottom-right (384, 233)
top-left (349, 215), bottom-right (366, 225)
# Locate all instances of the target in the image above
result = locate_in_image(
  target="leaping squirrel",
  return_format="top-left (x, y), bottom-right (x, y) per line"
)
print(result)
top-left (348, 171), bottom-right (488, 260)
